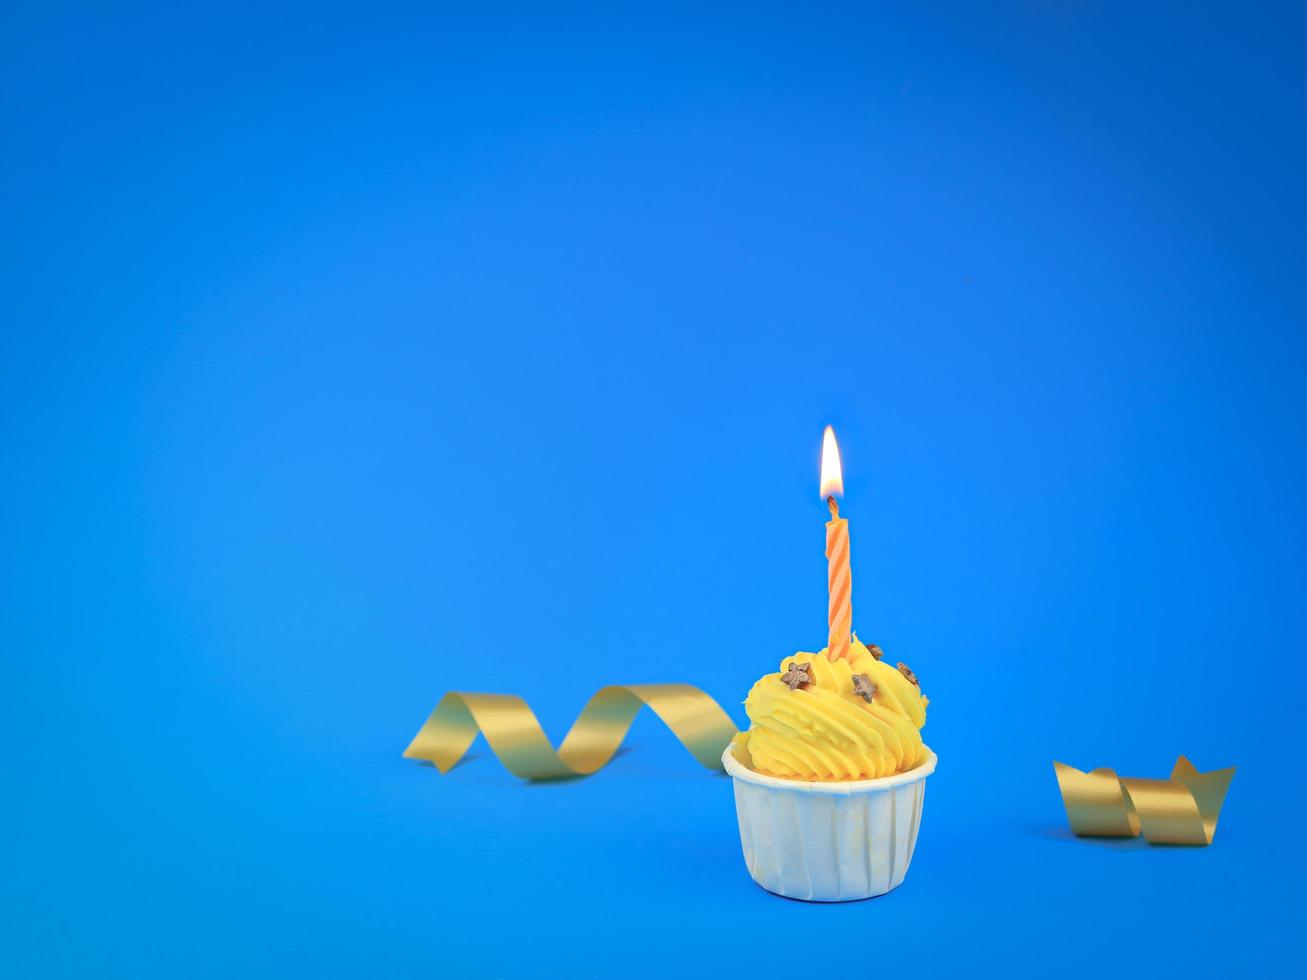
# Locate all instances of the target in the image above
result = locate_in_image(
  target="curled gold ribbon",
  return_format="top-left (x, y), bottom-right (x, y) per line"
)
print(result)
top-left (1053, 757), bottom-right (1235, 845)
top-left (404, 684), bottom-right (740, 780)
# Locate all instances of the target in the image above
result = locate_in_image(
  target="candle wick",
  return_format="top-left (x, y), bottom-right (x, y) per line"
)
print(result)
top-left (827, 495), bottom-right (840, 520)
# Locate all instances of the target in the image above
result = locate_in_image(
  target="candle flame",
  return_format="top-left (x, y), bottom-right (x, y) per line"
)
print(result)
top-left (820, 425), bottom-right (844, 499)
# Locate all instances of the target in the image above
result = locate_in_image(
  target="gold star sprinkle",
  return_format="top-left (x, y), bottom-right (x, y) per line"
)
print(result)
top-left (780, 661), bottom-right (813, 690)
top-left (897, 662), bottom-right (919, 687)
top-left (851, 673), bottom-right (877, 703)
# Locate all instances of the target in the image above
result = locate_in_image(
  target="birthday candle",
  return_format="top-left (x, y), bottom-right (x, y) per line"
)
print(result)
top-left (821, 426), bottom-right (852, 662)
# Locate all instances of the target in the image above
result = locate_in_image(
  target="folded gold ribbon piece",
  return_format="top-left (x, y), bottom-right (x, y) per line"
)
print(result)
top-left (403, 684), bottom-right (740, 781)
top-left (1053, 757), bottom-right (1235, 845)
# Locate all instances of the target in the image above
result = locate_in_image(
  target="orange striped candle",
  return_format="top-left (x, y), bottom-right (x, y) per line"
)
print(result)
top-left (820, 426), bottom-right (852, 662)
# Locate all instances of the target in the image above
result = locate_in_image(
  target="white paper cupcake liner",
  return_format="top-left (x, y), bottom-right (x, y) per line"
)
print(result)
top-left (723, 744), bottom-right (937, 902)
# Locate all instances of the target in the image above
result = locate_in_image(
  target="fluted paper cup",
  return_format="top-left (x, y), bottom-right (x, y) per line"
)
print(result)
top-left (723, 744), bottom-right (937, 902)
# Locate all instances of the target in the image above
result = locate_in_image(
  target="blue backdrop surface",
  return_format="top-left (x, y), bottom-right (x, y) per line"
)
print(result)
top-left (4, 3), bottom-right (1305, 977)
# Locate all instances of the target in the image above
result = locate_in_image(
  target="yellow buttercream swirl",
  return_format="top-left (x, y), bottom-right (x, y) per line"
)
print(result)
top-left (736, 637), bottom-right (929, 781)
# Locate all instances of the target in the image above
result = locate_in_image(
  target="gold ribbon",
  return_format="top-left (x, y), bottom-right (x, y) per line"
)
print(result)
top-left (403, 684), bottom-right (740, 780)
top-left (1053, 757), bottom-right (1235, 845)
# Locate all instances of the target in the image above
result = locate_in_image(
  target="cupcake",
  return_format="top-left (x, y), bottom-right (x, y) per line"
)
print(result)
top-left (723, 636), bottom-right (935, 901)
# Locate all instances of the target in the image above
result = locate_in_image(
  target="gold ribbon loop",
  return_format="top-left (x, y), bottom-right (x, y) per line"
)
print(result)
top-left (1053, 757), bottom-right (1235, 845)
top-left (404, 684), bottom-right (740, 781)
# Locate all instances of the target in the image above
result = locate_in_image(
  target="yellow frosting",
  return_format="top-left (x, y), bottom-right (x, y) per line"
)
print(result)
top-left (736, 637), bottom-right (929, 781)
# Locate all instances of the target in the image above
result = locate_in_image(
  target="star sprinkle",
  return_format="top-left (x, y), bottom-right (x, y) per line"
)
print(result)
top-left (897, 662), bottom-right (919, 687)
top-left (851, 673), bottom-right (877, 703)
top-left (780, 661), bottom-right (813, 690)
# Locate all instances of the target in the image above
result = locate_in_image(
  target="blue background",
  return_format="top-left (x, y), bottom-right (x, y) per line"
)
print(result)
top-left (4, 3), bottom-right (1305, 977)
